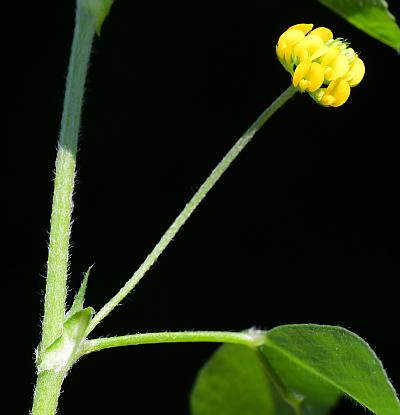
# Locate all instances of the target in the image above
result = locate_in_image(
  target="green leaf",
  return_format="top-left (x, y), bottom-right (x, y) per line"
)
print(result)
top-left (316, 0), bottom-right (400, 51)
top-left (258, 346), bottom-right (341, 415)
top-left (190, 344), bottom-right (293, 415)
top-left (191, 325), bottom-right (399, 415)
top-left (264, 324), bottom-right (400, 415)
top-left (190, 342), bottom-right (340, 415)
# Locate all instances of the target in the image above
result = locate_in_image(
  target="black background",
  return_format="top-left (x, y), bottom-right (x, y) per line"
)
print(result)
top-left (8, 1), bottom-right (400, 414)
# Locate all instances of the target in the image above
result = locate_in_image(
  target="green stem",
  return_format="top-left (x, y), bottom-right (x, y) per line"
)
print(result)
top-left (80, 330), bottom-right (266, 355)
top-left (80, 331), bottom-right (303, 415)
top-left (31, 372), bottom-right (65, 415)
top-left (31, 4), bottom-right (96, 415)
top-left (40, 1), bottom-right (96, 353)
top-left (87, 85), bottom-right (297, 334)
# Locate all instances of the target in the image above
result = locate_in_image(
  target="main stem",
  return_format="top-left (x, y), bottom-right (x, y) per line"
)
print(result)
top-left (31, 5), bottom-right (96, 415)
top-left (88, 85), bottom-right (297, 334)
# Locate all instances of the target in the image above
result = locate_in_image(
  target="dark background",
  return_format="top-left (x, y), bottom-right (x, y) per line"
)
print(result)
top-left (8, 1), bottom-right (400, 413)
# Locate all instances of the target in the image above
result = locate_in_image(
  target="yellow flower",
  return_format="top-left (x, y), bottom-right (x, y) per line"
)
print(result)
top-left (344, 57), bottom-right (365, 86)
top-left (276, 23), bottom-right (365, 107)
top-left (293, 34), bottom-right (328, 63)
top-left (309, 27), bottom-right (333, 42)
top-left (293, 27), bottom-right (333, 63)
top-left (319, 48), bottom-right (349, 81)
top-left (312, 79), bottom-right (351, 107)
top-left (292, 61), bottom-right (324, 92)
top-left (276, 23), bottom-right (313, 71)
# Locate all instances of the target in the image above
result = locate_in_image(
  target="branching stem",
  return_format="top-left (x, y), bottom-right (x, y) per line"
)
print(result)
top-left (87, 85), bottom-right (297, 335)
top-left (31, 3), bottom-right (298, 414)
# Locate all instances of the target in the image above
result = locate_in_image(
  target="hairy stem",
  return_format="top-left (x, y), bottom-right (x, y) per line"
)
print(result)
top-left (81, 330), bottom-right (303, 414)
top-left (88, 85), bottom-right (297, 334)
top-left (31, 4), bottom-right (96, 415)
top-left (40, 2), bottom-right (95, 353)
top-left (31, 372), bottom-right (65, 415)
top-left (80, 330), bottom-right (266, 355)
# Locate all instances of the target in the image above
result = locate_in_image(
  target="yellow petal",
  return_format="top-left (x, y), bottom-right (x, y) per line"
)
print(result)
top-left (293, 61), bottom-right (312, 87)
top-left (332, 54), bottom-right (349, 79)
top-left (307, 62), bottom-right (325, 91)
top-left (287, 23), bottom-right (313, 34)
top-left (278, 29), bottom-right (306, 46)
top-left (347, 57), bottom-right (365, 86)
top-left (321, 79), bottom-right (351, 107)
top-left (276, 29), bottom-right (305, 60)
top-left (320, 48), bottom-right (340, 66)
top-left (294, 35), bottom-right (324, 61)
top-left (276, 43), bottom-right (286, 61)
top-left (325, 54), bottom-right (349, 81)
top-left (309, 27), bottom-right (333, 42)
top-left (292, 61), bottom-right (324, 92)
top-left (310, 45), bottom-right (329, 61)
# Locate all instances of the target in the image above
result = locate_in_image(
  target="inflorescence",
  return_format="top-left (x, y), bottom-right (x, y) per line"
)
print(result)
top-left (276, 23), bottom-right (365, 107)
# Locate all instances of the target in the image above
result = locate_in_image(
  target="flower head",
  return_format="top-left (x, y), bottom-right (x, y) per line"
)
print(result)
top-left (276, 23), bottom-right (365, 107)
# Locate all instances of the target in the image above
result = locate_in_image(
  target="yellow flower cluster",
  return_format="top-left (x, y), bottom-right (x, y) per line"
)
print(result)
top-left (276, 23), bottom-right (365, 107)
